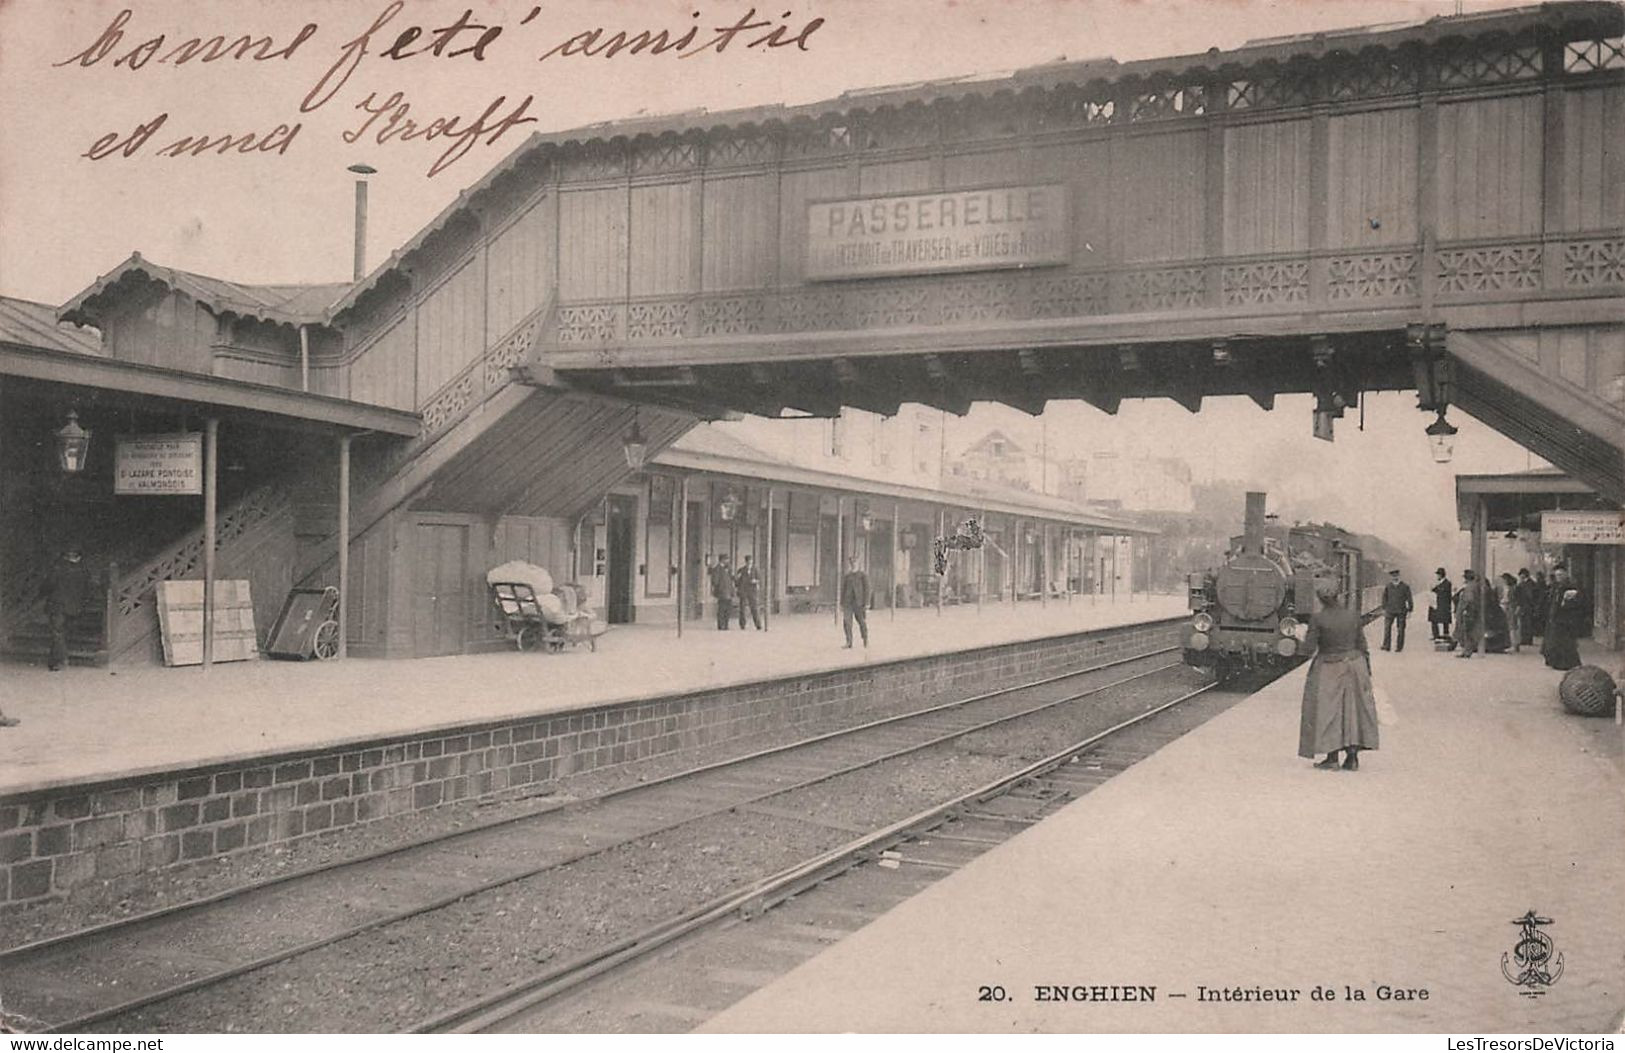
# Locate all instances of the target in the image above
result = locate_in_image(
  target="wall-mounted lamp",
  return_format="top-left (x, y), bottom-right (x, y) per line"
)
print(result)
top-left (622, 411), bottom-right (647, 471)
top-left (56, 410), bottom-right (91, 474)
top-left (1425, 411), bottom-right (1459, 464)
top-left (859, 512), bottom-right (873, 532)
top-left (719, 491), bottom-right (742, 522)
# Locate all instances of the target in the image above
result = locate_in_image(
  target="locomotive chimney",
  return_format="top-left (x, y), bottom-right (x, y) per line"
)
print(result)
top-left (1241, 492), bottom-right (1267, 555)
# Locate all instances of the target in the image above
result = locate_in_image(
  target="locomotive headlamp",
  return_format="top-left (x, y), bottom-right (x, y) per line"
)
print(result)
top-left (1192, 612), bottom-right (1214, 633)
top-left (1187, 632), bottom-right (1210, 651)
top-left (1278, 616), bottom-right (1298, 637)
top-left (1276, 638), bottom-right (1298, 657)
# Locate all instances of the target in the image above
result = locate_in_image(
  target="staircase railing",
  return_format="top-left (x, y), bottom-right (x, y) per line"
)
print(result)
top-left (106, 482), bottom-right (292, 663)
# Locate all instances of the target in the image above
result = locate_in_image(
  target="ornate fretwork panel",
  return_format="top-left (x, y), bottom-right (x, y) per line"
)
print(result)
top-left (420, 372), bottom-right (476, 434)
top-left (1129, 84), bottom-right (1206, 122)
top-left (631, 138), bottom-right (698, 175)
top-left (559, 144), bottom-right (627, 182)
top-left (1436, 245), bottom-right (1542, 294)
top-left (858, 107), bottom-right (938, 152)
top-left (1564, 37), bottom-right (1625, 72)
top-left (483, 318), bottom-right (539, 388)
top-left (1227, 65), bottom-right (1313, 110)
top-left (707, 131), bottom-right (779, 167)
top-left (778, 288), bottom-right (849, 332)
top-left (698, 295), bottom-right (772, 336)
top-left (945, 95), bottom-right (1025, 142)
top-left (1038, 86), bottom-right (1116, 132)
top-left (626, 300), bottom-right (690, 340)
top-left (115, 485), bottom-right (287, 618)
top-left (1119, 267), bottom-right (1206, 311)
top-left (556, 304), bottom-right (621, 343)
top-left (1220, 260), bottom-right (1309, 305)
top-left (1435, 41), bottom-right (1541, 87)
top-left (784, 122), bottom-right (853, 159)
top-left (850, 284), bottom-right (933, 329)
top-left (1326, 252), bottom-right (1419, 300)
top-left (933, 278), bottom-right (1018, 324)
top-left (1326, 52), bottom-right (1421, 100)
top-left (1026, 274), bottom-right (1110, 318)
top-left (1562, 238), bottom-right (1625, 288)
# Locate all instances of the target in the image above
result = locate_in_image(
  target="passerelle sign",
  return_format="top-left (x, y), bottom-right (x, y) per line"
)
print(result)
top-left (806, 184), bottom-right (1070, 281)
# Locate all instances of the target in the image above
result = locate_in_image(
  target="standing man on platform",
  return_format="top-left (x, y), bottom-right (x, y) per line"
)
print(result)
top-left (1455, 569), bottom-right (1484, 658)
top-left (711, 553), bottom-right (736, 630)
top-left (840, 556), bottom-right (870, 650)
top-left (735, 554), bottom-right (764, 630)
top-left (1380, 569), bottom-right (1413, 652)
top-left (46, 548), bottom-right (91, 672)
top-left (1428, 567), bottom-right (1454, 644)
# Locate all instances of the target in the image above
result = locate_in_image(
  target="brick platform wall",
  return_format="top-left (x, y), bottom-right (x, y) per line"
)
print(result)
top-left (0, 617), bottom-right (1181, 906)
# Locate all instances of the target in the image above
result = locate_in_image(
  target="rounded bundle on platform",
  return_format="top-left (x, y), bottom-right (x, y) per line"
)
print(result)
top-left (487, 560), bottom-right (554, 597)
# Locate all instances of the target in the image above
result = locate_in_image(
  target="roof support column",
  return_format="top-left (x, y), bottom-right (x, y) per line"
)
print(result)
top-left (677, 476), bottom-right (687, 639)
top-left (1472, 496), bottom-right (1488, 649)
top-left (201, 417), bottom-right (218, 671)
top-left (763, 486), bottom-right (774, 633)
top-left (338, 431), bottom-right (352, 660)
top-left (892, 500), bottom-right (900, 622)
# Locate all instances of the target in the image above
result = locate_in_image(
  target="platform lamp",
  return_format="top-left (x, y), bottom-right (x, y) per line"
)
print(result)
top-left (719, 491), bottom-right (742, 522)
top-left (1425, 411), bottom-right (1459, 464)
top-left (55, 410), bottom-right (91, 474)
top-left (622, 411), bottom-right (647, 471)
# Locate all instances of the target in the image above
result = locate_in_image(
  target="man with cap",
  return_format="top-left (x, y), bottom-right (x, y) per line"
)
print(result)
top-left (46, 548), bottom-right (91, 672)
top-left (1380, 568), bottom-right (1413, 653)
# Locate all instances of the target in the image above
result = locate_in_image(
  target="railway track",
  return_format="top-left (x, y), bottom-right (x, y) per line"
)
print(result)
top-left (415, 678), bottom-right (1224, 1034)
top-left (2, 644), bottom-right (1188, 1034)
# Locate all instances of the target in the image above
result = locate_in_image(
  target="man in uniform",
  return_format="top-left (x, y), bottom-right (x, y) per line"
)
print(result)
top-left (1428, 567), bottom-right (1453, 643)
top-left (47, 548), bottom-right (91, 672)
top-left (1380, 568), bottom-right (1413, 652)
top-left (735, 554), bottom-right (764, 630)
top-left (840, 556), bottom-right (870, 649)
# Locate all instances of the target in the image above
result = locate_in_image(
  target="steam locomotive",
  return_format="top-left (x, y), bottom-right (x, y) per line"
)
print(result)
top-left (1182, 493), bottom-right (1383, 679)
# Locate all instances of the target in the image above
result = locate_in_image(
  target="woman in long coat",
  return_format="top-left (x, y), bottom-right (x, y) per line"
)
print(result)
top-left (1299, 581), bottom-right (1379, 771)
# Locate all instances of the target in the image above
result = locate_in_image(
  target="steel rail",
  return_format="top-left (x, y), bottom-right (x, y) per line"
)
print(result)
top-left (5, 639), bottom-right (1175, 966)
top-left (416, 680), bottom-right (1220, 1034)
top-left (32, 650), bottom-right (1187, 1033)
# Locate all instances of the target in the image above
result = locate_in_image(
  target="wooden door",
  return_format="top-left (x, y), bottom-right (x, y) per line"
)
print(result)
top-left (412, 523), bottom-right (468, 656)
top-left (607, 494), bottom-right (637, 624)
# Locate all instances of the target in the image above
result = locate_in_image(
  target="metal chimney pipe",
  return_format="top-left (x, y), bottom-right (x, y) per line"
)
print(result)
top-left (1242, 491), bottom-right (1267, 555)
top-left (347, 164), bottom-right (376, 280)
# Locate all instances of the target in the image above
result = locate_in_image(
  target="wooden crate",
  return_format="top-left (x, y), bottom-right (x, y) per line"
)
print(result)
top-left (155, 580), bottom-right (259, 667)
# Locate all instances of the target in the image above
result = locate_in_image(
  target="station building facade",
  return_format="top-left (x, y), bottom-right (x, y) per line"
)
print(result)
top-left (591, 419), bottom-right (1151, 629)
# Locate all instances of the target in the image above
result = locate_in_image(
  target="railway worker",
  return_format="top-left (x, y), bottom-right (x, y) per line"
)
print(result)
top-left (46, 548), bottom-right (91, 672)
top-left (1428, 567), bottom-right (1454, 643)
top-left (1298, 579), bottom-right (1378, 772)
top-left (710, 553), bottom-right (737, 630)
top-left (1380, 569), bottom-right (1413, 653)
top-left (735, 554), bottom-right (764, 630)
top-left (840, 556), bottom-right (871, 650)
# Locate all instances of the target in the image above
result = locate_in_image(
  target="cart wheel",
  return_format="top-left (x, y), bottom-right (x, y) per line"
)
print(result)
top-left (515, 625), bottom-right (541, 652)
top-left (312, 620), bottom-right (341, 660)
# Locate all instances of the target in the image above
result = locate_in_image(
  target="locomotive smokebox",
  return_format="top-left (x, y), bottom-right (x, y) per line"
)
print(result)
top-left (1241, 492), bottom-right (1268, 555)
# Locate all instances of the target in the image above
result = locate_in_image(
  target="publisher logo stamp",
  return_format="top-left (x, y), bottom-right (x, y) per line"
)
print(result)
top-left (1502, 910), bottom-right (1564, 996)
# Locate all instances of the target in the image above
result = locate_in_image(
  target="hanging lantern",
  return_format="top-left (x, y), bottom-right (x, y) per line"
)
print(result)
top-left (719, 491), bottom-right (742, 522)
top-left (55, 410), bottom-right (91, 474)
top-left (859, 509), bottom-right (873, 532)
top-left (622, 412), bottom-right (647, 471)
top-left (1425, 411), bottom-right (1458, 464)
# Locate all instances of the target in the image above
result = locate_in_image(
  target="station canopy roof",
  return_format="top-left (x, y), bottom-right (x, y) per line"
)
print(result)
top-left (658, 425), bottom-right (1154, 534)
top-left (1454, 468), bottom-right (1619, 532)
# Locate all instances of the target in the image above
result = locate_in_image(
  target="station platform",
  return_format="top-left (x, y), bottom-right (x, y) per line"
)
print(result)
top-left (704, 641), bottom-right (1625, 1034)
top-left (0, 593), bottom-right (1184, 796)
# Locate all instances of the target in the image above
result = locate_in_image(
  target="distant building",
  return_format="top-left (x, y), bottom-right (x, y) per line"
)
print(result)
top-left (953, 430), bottom-right (1034, 491)
top-left (1065, 452), bottom-right (1196, 513)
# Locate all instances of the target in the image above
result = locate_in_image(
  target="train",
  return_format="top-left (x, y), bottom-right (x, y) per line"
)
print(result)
top-left (1182, 492), bottom-right (1385, 679)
